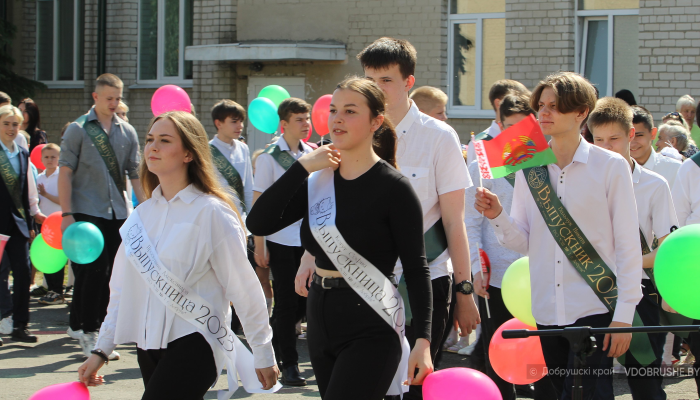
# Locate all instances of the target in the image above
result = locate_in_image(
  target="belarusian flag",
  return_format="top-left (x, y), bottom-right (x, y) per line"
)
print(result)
top-left (473, 114), bottom-right (556, 179)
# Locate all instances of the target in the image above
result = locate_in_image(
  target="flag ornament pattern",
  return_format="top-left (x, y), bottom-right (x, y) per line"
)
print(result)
top-left (473, 114), bottom-right (556, 179)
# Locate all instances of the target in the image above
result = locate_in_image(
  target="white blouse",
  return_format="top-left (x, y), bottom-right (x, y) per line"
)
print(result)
top-left (95, 184), bottom-right (275, 371)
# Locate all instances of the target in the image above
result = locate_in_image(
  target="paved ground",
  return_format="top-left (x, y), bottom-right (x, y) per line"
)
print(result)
top-left (1, 298), bottom-right (698, 399)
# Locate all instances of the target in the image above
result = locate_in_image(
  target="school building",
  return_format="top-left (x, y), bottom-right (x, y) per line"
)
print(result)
top-left (4, 0), bottom-right (697, 150)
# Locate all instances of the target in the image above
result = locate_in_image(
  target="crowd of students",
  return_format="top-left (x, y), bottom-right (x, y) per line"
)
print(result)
top-left (1, 36), bottom-right (699, 400)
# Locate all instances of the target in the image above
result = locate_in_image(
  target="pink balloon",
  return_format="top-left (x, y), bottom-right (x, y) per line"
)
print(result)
top-left (423, 368), bottom-right (501, 400)
top-left (489, 318), bottom-right (547, 384)
top-left (151, 85), bottom-right (192, 116)
top-left (311, 95), bottom-right (332, 136)
top-left (29, 382), bottom-right (90, 400)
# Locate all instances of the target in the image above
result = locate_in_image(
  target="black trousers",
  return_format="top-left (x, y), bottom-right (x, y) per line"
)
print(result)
top-left (44, 267), bottom-right (65, 294)
top-left (307, 282), bottom-right (402, 400)
top-left (267, 241), bottom-right (305, 366)
top-left (137, 333), bottom-right (218, 400)
top-left (433, 274), bottom-right (457, 368)
top-left (0, 225), bottom-right (30, 327)
top-left (622, 280), bottom-right (666, 400)
top-left (538, 312), bottom-right (614, 400)
top-left (402, 275), bottom-right (452, 400)
top-left (69, 214), bottom-right (124, 333)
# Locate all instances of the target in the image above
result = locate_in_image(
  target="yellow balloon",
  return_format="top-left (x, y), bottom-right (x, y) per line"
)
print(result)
top-left (501, 257), bottom-right (536, 327)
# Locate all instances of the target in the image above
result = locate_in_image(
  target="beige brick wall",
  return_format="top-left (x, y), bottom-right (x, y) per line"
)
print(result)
top-left (638, 0), bottom-right (700, 122)
top-left (504, 0), bottom-right (576, 90)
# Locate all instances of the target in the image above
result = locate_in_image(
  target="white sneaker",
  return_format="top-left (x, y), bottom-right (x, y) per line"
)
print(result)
top-left (67, 327), bottom-right (83, 340)
top-left (108, 350), bottom-right (120, 361)
top-left (79, 332), bottom-right (98, 357)
top-left (0, 316), bottom-right (13, 335)
top-left (458, 339), bottom-right (479, 356)
top-left (447, 336), bottom-right (470, 353)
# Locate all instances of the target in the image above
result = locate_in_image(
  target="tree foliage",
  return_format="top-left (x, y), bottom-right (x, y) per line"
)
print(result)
top-left (0, 19), bottom-right (46, 104)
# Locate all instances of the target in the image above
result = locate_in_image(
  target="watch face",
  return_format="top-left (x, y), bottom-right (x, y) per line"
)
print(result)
top-left (459, 280), bottom-right (473, 294)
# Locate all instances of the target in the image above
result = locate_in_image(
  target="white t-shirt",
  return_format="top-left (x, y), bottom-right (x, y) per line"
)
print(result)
top-left (253, 135), bottom-right (313, 247)
top-left (37, 169), bottom-right (62, 215)
top-left (394, 101), bottom-right (474, 280)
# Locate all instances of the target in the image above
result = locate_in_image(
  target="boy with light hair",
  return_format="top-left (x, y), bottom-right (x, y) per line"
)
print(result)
top-left (410, 86), bottom-right (448, 121)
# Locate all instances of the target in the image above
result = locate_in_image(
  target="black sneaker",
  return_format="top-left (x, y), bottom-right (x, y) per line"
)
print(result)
top-left (63, 285), bottom-right (74, 298)
top-left (38, 291), bottom-right (65, 305)
top-left (11, 328), bottom-right (38, 343)
top-left (281, 364), bottom-right (307, 386)
top-left (30, 286), bottom-right (48, 297)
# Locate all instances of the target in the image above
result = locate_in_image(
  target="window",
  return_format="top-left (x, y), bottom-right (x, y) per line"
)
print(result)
top-left (138, 0), bottom-right (193, 83)
top-left (448, 0), bottom-right (505, 118)
top-left (36, 0), bottom-right (85, 85)
top-left (576, 2), bottom-right (639, 98)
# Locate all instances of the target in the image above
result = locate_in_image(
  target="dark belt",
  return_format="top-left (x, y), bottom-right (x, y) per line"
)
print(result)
top-left (312, 273), bottom-right (398, 289)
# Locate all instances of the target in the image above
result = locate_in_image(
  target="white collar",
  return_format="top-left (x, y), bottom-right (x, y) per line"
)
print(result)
top-left (151, 184), bottom-right (202, 205)
top-left (641, 148), bottom-right (658, 169)
top-left (0, 139), bottom-right (17, 156)
top-left (571, 137), bottom-right (591, 164)
top-left (277, 134), bottom-right (310, 153)
top-left (212, 135), bottom-right (236, 150)
top-left (395, 100), bottom-right (421, 138)
top-left (631, 158), bottom-right (642, 184)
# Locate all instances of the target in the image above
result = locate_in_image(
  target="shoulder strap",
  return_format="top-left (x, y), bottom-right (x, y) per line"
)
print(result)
top-left (0, 148), bottom-right (26, 218)
top-left (210, 144), bottom-right (245, 212)
top-left (263, 144), bottom-right (296, 171)
top-left (691, 151), bottom-right (700, 168)
top-left (523, 166), bottom-right (656, 366)
top-left (76, 116), bottom-right (126, 196)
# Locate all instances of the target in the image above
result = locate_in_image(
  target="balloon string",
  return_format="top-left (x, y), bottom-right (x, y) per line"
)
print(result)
top-left (471, 132), bottom-right (490, 319)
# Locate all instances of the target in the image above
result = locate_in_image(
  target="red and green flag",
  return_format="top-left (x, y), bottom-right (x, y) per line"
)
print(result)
top-left (473, 114), bottom-right (556, 179)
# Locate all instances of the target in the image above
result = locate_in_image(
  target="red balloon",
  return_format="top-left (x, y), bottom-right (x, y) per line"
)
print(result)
top-left (41, 212), bottom-right (64, 249)
top-left (489, 318), bottom-right (547, 384)
top-left (311, 95), bottom-right (332, 136)
top-left (303, 121), bottom-right (313, 142)
top-left (30, 144), bottom-right (46, 170)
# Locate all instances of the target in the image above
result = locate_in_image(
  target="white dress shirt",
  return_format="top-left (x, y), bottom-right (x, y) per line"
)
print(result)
top-left (490, 139), bottom-right (643, 326)
top-left (671, 158), bottom-right (700, 226)
top-left (394, 101), bottom-right (474, 280)
top-left (95, 184), bottom-right (275, 373)
top-left (465, 161), bottom-right (523, 288)
top-left (632, 159), bottom-right (679, 252)
top-left (37, 169), bottom-right (62, 215)
top-left (253, 135), bottom-right (313, 247)
top-left (466, 120), bottom-right (500, 166)
top-left (1, 140), bottom-right (40, 216)
top-left (210, 136), bottom-right (254, 213)
top-left (641, 149), bottom-right (682, 189)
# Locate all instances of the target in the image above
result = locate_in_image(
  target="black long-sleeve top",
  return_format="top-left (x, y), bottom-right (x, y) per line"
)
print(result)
top-left (247, 160), bottom-right (433, 341)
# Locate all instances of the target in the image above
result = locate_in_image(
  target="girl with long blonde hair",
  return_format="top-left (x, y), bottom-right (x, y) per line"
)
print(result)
top-left (78, 111), bottom-right (278, 399)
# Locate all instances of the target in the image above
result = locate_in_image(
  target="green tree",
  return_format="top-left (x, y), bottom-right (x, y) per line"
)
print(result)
top-left (0, 19), bottom-right (46, 104)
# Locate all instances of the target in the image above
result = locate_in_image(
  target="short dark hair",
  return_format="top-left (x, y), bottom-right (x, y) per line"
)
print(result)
top-left (95, 73), bottom-right (123, 91)
top-left (357, 37), bottom-right (417, 79)
top-left (211, 99), bottom-right (246, 126)
top-left (489, 80), bottom-right (530, 111)
top-left (278, 98), bottom-right (311, 122)
top-left (615, 89), bottom-right (637, 106)
top-left (631, 105), bottom-right (654, 132)
top-left (0, 91), bottom-right (10, 105)
top-left (587, 97), bottom-right (633, 133)
top-left (499, 93), bottom-right (535, 123)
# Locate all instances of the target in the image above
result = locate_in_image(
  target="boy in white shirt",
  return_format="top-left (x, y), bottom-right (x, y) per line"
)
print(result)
top-left (209, 99), bottom-right (254, 214)
top-left (253, 97), bottom-right (313, 386)
top-left (36, 143), bottom-right (66, 305)
top-left (630, 106), bottom-right (682, 188)
top-left (590, 97), bottom-right (678, 400)
top-left (476, 72), bottom-right (642, 400)
top-left (358, 37), bottom-right (478, 400)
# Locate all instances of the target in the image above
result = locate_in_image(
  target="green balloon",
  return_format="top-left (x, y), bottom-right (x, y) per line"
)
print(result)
top-left (501, 256), bottom-right (536, 327)
top-left (654, 225), bottom-right (700, 319)
top-left (30, 234), bottom-right (68, 274)
top-left (258, 85), bottom-right (290, 108)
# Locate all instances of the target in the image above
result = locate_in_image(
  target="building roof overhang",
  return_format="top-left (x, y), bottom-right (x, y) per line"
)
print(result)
top-left (184, 41), bottom-right (346, 62)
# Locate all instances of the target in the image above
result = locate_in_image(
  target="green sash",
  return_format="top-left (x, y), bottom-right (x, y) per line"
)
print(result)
top-left (75, 115), bottom-right (126, 196)
top-left (0, 148), bottom-right (26, 218)
top-left (524, 166), bottom-right (656, 366)
top-left (504, 172), bottom-right (516, 188)
top-left (210, 144), bottom-right (245, 212)
top-left (263, 144), bottom-right (296, 171)
top-left (691, 151), bottom-right (700, 167)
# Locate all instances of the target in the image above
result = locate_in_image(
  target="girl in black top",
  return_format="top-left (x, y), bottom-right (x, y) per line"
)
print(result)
top-left (247, 77), bottom-right (433, 399)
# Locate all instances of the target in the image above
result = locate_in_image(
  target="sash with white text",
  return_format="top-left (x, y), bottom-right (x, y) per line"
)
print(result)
top-left (523, 166), bottom-right (656, 366)
top-left (119, 210), bottom-right (281, 399)
top-left (308, 168), bottom-right (411, 396)
top-left (210, 144), bottom-right (245, 212)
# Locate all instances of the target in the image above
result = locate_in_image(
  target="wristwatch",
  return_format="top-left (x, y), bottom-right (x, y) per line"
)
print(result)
top-left (455, 280), bottom-right (474, 295)
top-left (91, 349), bottom-right (109, 364)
